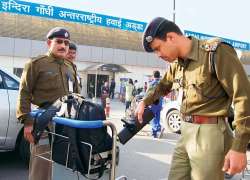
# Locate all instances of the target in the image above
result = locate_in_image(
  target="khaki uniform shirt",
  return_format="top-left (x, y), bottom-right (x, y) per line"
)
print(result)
top-left (143, 37), bottom-right (250, 152)
top-left (16, 52), bottom-right (79, 124)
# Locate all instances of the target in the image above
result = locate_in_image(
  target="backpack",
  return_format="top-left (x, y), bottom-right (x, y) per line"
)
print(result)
top-left (51, 94), bottom-right (113, 178)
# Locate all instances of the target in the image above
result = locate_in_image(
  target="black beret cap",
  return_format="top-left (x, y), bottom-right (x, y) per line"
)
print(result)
top-left (69, 42), bottom-right (77, 50)
top-left (46, 27), bottom-right (70, 40)
top-left (142, 17), bottom-right (170, 52)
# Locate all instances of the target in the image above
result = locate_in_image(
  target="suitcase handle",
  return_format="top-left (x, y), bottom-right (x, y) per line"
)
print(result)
top-left (52, 116), bottom-right (104, 129)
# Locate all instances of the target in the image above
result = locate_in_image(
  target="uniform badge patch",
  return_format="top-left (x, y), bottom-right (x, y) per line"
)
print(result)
top-left (145, 36), bottom-right (153, 43)
top-left (65, 32), bottom-right (69, 38)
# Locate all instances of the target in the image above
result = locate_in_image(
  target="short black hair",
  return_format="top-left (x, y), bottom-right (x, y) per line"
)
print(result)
top-left (153, 70), bottom-right (160, 78)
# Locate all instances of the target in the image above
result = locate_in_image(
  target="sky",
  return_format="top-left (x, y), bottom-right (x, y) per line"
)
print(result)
top-left (22, 0), bottom-right (250, 43)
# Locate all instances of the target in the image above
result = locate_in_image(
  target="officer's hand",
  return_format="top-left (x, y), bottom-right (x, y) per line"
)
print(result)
top-left (24, 124), bottom-right (34, 144)
top-left (135, 101), bottom-right (145, 123)
top-left (222, 150), bottom-right (247, 175)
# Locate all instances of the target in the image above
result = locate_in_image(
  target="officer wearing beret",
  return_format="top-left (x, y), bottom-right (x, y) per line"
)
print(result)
top-left (66, 42), bottom-right (82, 91)
top-left (136, 17), bottom-right (250, 180)
top-left (16, 27), bottom-right (79, 180)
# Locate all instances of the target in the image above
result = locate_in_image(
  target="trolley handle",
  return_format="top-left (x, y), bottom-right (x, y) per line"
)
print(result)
top-left (30, 109), bottom-right (46, 118)
top-left (52, 116), bottom-right (104, 129)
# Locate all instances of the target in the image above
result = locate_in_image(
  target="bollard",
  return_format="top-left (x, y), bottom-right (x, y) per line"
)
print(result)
top-left (105, 97), bottom-right (110, 117)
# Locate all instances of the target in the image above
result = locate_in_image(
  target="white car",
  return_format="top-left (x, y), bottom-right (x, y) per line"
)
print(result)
top-left (160, 97), bottom-right (182, 133)
top-left (160, 97), bottom-right (234, 134)
top-left (0, 68), bottom-right (30, 163)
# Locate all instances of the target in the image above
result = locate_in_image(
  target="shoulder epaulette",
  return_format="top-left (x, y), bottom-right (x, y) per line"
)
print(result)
top-left (30, 55), bottom-right (47, 62)
top-left (64, 59), bottom-right (74, 67)
top-left (200, 37), bottom-right (222, 52)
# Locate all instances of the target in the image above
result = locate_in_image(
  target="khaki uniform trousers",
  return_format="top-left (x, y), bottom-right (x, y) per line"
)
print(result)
top-left (29, 137), bottom-right (52, 180)
top-left (168, 118), bottom-right (233, 180)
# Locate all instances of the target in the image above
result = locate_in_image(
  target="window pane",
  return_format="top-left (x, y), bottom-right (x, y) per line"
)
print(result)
top-left (4, 75), bottom-right (19, 89)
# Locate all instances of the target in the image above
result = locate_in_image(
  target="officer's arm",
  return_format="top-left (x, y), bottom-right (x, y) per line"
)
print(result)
top-left (16, 61), bottom-right (36, 125)
top-left (143, 66), bottom-right (174, 106)
top-left (216, 44), bottom-right (250, 153)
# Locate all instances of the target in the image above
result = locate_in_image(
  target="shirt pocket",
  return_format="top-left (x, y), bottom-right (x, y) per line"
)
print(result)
top-left (38, 71), bottom-right (60, 90)
top-left (186, 76), bottom-right (208, 102)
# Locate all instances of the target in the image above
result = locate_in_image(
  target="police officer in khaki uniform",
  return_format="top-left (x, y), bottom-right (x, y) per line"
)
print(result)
top-left (136, 17), bottom-right (250, 180)
top-left (16, 27), bottom-right (79, 180)
top-left (66, 42), bottom-right (82, 91)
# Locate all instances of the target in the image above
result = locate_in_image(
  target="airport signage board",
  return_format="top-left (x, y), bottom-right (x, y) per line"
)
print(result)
top-left (0, 0), bottom-right (146, 32)
top-left (185, 30), bottom-right (250, 51)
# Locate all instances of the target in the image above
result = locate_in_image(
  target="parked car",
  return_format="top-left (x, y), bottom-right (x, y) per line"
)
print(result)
top-left (160, 98), bottom-right (182, 133)
top-left (0, 67), bottom-right (30, 164)
top-left (160, 96), bottom-right (234, 134)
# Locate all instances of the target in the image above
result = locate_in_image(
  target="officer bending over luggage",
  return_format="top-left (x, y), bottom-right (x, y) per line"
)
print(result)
top-left (136, 17), bottom-right (250, 180)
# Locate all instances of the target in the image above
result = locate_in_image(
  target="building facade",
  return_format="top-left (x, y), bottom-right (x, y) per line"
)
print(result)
top-left (1, 0), bottom-right (250, 98)
top-left (0, 11), bottom-right (166, 97)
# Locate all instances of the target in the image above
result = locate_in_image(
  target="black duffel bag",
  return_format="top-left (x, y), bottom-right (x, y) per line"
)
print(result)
top-left (51, 94), bottom-right (113, 178)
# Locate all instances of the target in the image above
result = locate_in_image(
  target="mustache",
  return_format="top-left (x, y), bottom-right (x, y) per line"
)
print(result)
top-left (58, 48), bottom-right (66, 52)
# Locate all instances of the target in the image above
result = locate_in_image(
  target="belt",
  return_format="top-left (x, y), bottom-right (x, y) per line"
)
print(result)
top-left (183, 115), bottom-right (219, 124)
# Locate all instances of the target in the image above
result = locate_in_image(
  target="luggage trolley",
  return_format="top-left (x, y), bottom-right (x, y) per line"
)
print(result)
top-left (31, 110), bottom-right (127, 180)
